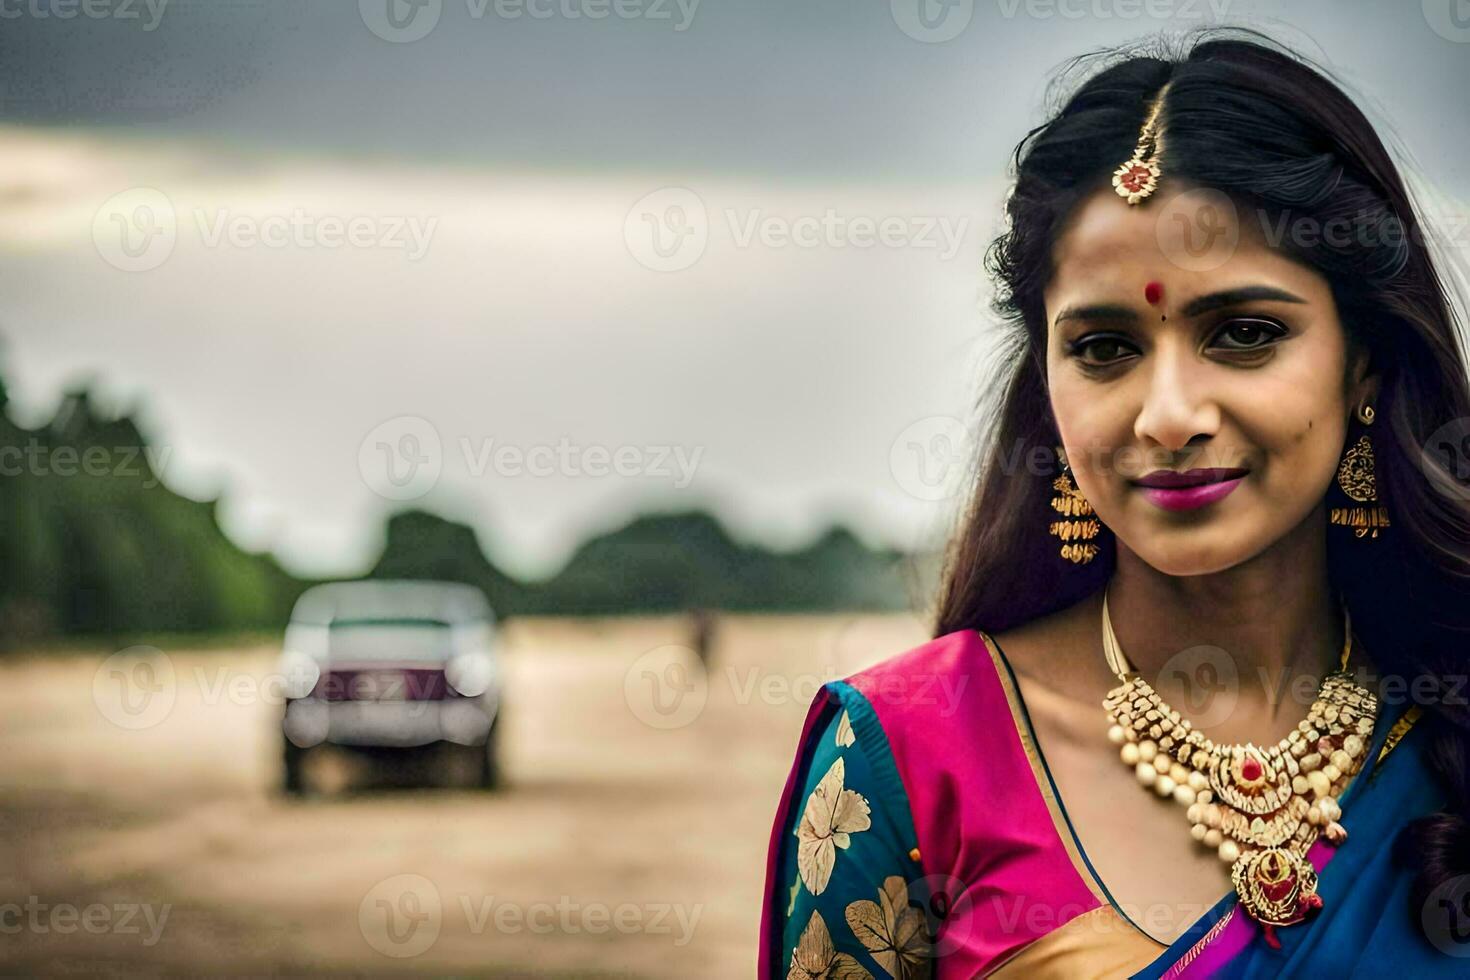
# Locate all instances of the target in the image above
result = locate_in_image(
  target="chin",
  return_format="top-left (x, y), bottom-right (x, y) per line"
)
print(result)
top-left (1122, 530), bottom-right (1261, 577)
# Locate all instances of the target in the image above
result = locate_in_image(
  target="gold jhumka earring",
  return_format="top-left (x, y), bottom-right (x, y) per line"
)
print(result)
top-left (1329, 403), bottom-right (1391, 539)
top-left (1049, 446), bottom-right (1101, 564)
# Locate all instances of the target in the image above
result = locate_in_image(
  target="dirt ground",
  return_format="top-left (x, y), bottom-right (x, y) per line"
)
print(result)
top-left (0, 613), bottom-right (929, 977)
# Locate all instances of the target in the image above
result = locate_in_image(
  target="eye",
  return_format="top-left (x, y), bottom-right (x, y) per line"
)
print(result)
top-left (1066, 334), bottom-right (1137, 367)
top-left (1210, 317), bottom-right (1288, 352)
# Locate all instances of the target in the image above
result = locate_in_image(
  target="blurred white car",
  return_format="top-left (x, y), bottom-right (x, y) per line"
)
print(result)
top-left (277, 580), bottom-right (502, 793)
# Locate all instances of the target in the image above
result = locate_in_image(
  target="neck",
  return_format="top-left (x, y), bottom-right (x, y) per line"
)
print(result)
top-left (1103, 505), bottom-right (1346, 729)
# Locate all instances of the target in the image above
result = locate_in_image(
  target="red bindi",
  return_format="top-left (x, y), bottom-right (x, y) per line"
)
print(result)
top-left (1144, 281), bottom-right (1164, 305)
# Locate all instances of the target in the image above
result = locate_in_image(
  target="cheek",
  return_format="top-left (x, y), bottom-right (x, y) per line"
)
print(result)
top-left (1048, 381), bottom-right (1131, 508)
top-left (1048, 374), bottom-right (1117, 447)
top-left (1247, 398), bottom-right (1347, 495)
top-left (1262, 331), bottom-right (1350, 441)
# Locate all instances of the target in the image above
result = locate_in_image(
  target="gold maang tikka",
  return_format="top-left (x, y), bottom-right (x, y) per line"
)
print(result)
top-left (1049, 446), bottom-right (1101, 564)
top-left (1329, 402), bottom-right (1391, 538)
top-left (1113, 85), bottom-right (1171, 205)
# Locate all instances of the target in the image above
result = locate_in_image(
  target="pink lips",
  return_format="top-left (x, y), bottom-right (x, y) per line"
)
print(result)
top-left (1132, 467), bottom-right (1249, 512)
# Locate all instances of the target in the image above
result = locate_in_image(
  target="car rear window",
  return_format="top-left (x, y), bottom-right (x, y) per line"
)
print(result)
top-left (326, 620), bottom-right (453, 663)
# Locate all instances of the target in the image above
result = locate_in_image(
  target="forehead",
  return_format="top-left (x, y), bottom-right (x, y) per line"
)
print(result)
top-left (1045, 186), bottom-right (1329, 313)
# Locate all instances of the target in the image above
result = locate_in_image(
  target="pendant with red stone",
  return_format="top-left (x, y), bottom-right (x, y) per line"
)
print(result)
top-left (1231, 846), bottom-right (1325, 948)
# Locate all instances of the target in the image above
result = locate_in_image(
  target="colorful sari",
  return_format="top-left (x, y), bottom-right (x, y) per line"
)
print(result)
top-left (759, 628), bottom-right (1461, 978)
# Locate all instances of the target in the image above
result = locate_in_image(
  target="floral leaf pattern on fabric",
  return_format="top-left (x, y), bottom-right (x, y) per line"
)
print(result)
top-left (797, 757), bottom-right (873, 895)
top-left (844, 876), bottom-right (932, 979)
top-left (772, 683), bottom-right (923, 978)
top-left (788, 909), bottom-right (875, 980)
top-left (836, 710), bottom-right (856, 748)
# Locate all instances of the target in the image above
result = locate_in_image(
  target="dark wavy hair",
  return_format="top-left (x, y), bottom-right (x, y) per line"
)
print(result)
top-left (933, 29), bottom-right (1470, 918)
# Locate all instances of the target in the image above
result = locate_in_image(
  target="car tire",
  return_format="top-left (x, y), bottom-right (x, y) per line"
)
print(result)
top-left (283, 736), bottom-right (309, 796)
top-left (476, 718), bottom-right (502, 791)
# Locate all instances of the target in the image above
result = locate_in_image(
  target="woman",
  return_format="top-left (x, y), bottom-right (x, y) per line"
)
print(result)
top-left (759, 30), bottom-right (1470, 978)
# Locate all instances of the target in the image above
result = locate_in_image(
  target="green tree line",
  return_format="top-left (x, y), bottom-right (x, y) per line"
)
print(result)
top-left (0, 373), bottom-right (930, 646)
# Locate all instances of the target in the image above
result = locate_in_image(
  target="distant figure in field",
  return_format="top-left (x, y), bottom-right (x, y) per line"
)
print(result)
top-left (689, 607), bottom-right (717, 670)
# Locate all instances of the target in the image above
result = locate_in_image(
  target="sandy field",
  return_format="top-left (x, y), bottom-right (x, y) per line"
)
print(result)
top-left (0, 613), bottom-right (930, 977)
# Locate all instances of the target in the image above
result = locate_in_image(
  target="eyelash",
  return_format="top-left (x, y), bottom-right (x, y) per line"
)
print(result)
top-left (1065, 317), bottom-right (1290, 369)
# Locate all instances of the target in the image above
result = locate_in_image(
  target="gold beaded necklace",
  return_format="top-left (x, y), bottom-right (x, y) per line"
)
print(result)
top-left (1099, 584), bottom-right (1380, 948)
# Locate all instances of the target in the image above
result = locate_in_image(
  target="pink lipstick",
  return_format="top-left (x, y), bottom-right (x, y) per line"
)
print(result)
top-left (1132, 467), bottom-right (1249, 512)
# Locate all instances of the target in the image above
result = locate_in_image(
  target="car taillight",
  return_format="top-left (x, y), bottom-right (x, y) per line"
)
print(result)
top-left (445, 652), bottom-right (494, 697)
top-left (277, 649), bottom-right (321, 700)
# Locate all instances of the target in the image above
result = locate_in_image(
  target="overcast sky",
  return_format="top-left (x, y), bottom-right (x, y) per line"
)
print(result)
top-left (2, 0), bottom-right (1467, 580)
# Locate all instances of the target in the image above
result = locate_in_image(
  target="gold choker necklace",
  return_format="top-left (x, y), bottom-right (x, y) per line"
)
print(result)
top-left (1099, 585), bottom-right (1380, 948)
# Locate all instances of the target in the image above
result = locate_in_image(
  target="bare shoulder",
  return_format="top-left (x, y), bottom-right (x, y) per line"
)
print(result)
top-left (983, 589), bottom-right (1120, 751)
top-left (986, 589), bottom-right (1108, 694)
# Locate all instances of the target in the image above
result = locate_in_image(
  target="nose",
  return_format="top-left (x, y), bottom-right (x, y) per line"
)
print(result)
top-left (1132, 336), bottom-right (1220, 453)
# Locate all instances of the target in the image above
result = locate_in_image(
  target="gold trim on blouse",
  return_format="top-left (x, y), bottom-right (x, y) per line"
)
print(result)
top-left (987, 904), bottom-right (1168, 978)
top-left (976, 631), bottom-right (1133, 923)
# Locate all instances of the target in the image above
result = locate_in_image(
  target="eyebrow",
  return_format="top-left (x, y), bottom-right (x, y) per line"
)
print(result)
top-left (1052, 285), bottom-right (1309, 327)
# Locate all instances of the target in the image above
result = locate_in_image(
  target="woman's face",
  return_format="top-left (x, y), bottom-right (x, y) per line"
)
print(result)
top-left (1042, 186), bottom-right (1378, 576)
